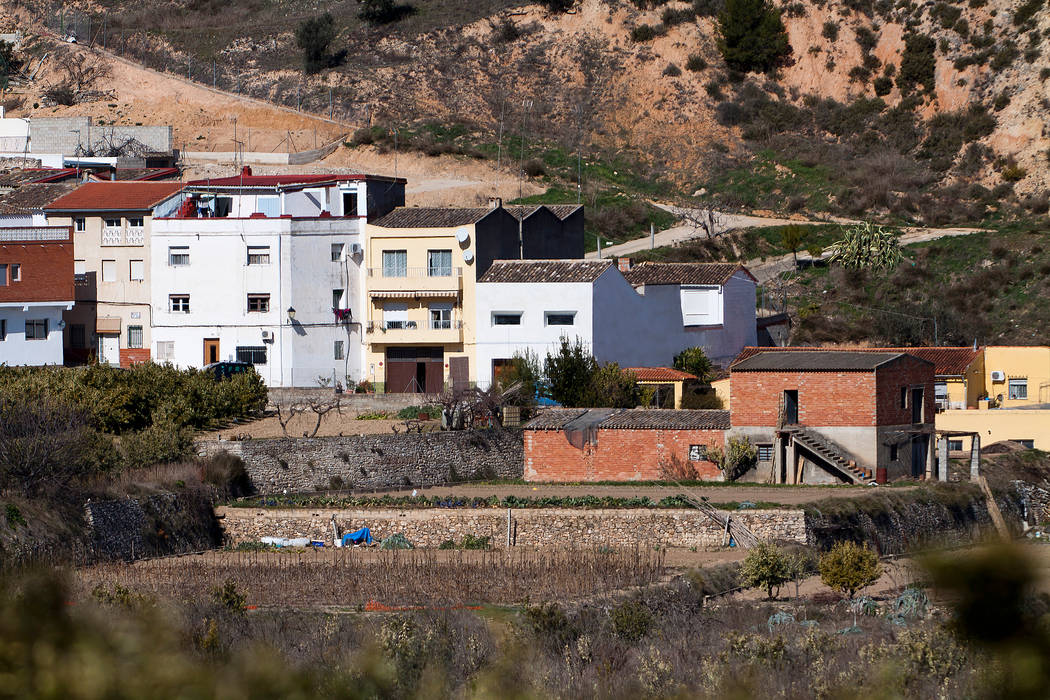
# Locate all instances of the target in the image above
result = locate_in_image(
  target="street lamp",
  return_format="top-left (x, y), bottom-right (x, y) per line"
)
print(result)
top-left (286, 307), bottom-right (296, 321)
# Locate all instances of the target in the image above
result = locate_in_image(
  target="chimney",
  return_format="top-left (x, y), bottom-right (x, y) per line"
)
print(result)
top-left (241, 165), bottom-right (252, 177)
top-left (617, 257), bottom-right (634, 272)
top-left (489, 197), bottom-right (502, 209)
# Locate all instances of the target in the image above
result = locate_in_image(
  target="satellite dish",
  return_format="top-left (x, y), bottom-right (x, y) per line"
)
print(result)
top-left (455, 227), bottom-right (470, 244)
top-left (463, 249), bottom-right (475, 264)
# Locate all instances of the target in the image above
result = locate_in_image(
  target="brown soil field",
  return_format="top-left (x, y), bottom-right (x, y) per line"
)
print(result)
top-left (202, 412), bottom-right (440, 440)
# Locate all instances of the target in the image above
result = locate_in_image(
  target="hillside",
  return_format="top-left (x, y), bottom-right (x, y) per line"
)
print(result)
top-left (4, 0), bottom-right (1050, 224)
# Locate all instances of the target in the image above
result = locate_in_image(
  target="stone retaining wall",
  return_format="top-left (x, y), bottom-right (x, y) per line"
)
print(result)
top-left (85, 492), bottom-right (223, 561)
top-left (198, 429), bottom-right (523, 493)
top-left (216, 506), bottom-right (808, 550)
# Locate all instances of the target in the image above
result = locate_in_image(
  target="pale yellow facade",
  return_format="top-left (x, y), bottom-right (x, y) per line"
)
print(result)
top-left (363, 223), bottom-right (479, 391)
top-left (711, 376), bottom-right (732, 410)
top-left (46, 212), bottom-right (158, 364)
top-left (937, 407), bottom-right (1050, 451)
top-left (975, 346), bottom-right (1050, 407)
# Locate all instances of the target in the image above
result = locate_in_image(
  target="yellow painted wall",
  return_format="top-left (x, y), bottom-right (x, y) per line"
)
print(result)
top-left (937, 408), bottom-right (1050, 451)
top-left (711, 377), bottom-right (731, 411)
top-left (363, 223), bottom-right (479, 388)
top-left (964, 351), bottom-right (985, 408)
top-left (980, 346), bottom-right (1050, 407)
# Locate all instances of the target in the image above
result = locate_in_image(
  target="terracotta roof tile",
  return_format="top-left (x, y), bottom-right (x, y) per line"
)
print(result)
top-left (0, 183), bottom-right (77, 214)
top-left (44, 182), bottom-right (184, 212)
top-left (626, 367), bottom-right (698, 382)
top-left (622, 262), bottom-right (753, 286)
top-left (479, 259), bottom-right (613, 283)
top-left (731, 346), bottom-right (979, 376)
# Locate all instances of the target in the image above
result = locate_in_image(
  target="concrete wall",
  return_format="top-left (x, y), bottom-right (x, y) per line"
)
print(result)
top-left (30, 118), bottom-right (172, 155)
top-left (216, 505), bottom-right (808, 550)
top-left (197, 429), bottom-right (523, 492)
top-left (0, 304), bottom-right (67, 365)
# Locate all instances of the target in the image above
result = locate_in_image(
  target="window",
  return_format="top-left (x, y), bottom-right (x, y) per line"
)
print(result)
top-left (342, 191), bottom-right (358, 216)
top-left (0, 264), bottom-right (6, 286)
top-left (256, 195), bottom-right (280, 217)
top-left (934, 382), bottom-right (947, 400)
top-left (9, 264), bottom-right (19, 282)
top-left (70, 324), bottom-right (85, 349)
top-left (383, 302), bottom-right (407, 329)
top-left (129, 260), bottom-right (145, 281)
top-left (247, 246), bottom-right (270, 265)
top-left (74, 217), bottom-right (86, 232)
top-left (948, 439), bottom-right (963, 451)
top-left (236, 346), bottom-right (267, 365)
top-left (430, 303), bottom-right (452, 329)
top-left (128, 325), bottom-right (143, 349)
top-left (169, 295), bottom-right (190, 312)
top-left (1008, 378), bottom-right (1028, 400)
top-left (25, 319), bottom-right (47, 340)
top-left (156, 341), bottom-right (175, 361)
top-left (545, 312), bottom-right (575, 326)
top-left (680, 285), bottom-right (722, 326)
top-left (334, 340), bottom-right (344, 360)
top-left (0, 319), bottom-right (5, 340)
top-left (890, 444), bottom-right (899, 461)
top-left (304, 188), bottom-right (327, 212)
top-left (101, 260), bottom-right (116, 282)
top-left (104, 218), bottom-right (121, 228)
top-left (332, 289), bottom-right (344, 308)
top-left (247, 294), bottom-right (270, 313)
top-left (427, 249), bottom-right (452, 277)
top-left (127, 217), bottom-right (144, 228)
top-left (1017, 439), bottom-right (1036, 449)
top-left (168, 246), bottom-right (189, 266)
top-left (74, 260), bottom-right (86, 276)
top-left (382, 250), bottom-right (407, 277)
top-left (493, 313), bottom-right (522, 326)
top-left (757, 444), bottom-right (774, 462)
top-left (688, 445), bottom-right (708, 461)
top-left (331, 243), bottom-right (344, 262)
top-left (900, 387), bottom-right (908, 409)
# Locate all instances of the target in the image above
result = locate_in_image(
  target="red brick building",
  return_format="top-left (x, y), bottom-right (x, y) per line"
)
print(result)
top-left (729, 350), bottom-right (935, 484)
top-left (524, 408), bottom-right (729, 482)
top-left (0, 226), bottom-right (75, 365)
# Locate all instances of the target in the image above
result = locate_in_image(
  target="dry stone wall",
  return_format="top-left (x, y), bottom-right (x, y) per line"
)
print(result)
top-left (198, 430), bottom-right (523, 493)
top-left (85, 492), bottom-right (224, 561)
top-left (216, 506), bottom-right (808, 550)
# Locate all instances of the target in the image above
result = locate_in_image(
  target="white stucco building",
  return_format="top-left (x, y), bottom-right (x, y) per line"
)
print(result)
top-left (474, 259), bottom-right (758, 388)
top-left (149, 168), bottom-right (405, 387)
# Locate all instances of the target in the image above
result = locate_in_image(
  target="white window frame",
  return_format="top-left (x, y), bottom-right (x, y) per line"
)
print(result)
top-left (74, 217), bottom-right (86, 232)
top-left (1008, 378), bottom-right (1028, 400)
top-left (156, 340), bottom-right (175, 361)
top-left (127, 216), bottom-right (145, 228)
top-left (427, 249), bottom-right (453, 277)
top-left (129, 259), bottom-right (145, 282)
top-left (101, 259), bottom-right (116, 283)
top-left (247, 246), bottom-right (271, 265)
top-left (492, 312), bottom-right (522, 326)
top-left (545, 311), bottom-right (576, 327)
top-left (25, 318), bottom-right (47, 340)
top-left (168, 246), bottom-right (190, 266)
top-left (169, 295), bottom-right (190, 313)
top-left (430, 302), bottom-right (453, 330)
top-left (127, 325), bottom-right (143, 349)
top-left (383, 302), bottom-right (408, 329)
top-left (382, 250), bottom-right (408, 278)
top-left (680, 285), bottom-right (723, 327)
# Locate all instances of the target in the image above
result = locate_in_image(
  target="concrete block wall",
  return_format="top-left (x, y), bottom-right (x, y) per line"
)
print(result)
top-left (30, 118), bottom-right (172, 155)
top-left (216, 506), bottom-right (809, 550)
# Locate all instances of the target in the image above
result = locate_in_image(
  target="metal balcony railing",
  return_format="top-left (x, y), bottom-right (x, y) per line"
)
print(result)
top-left (367, 319), bottom-right (464, 333)
top-left (367, 267), bottom-right (462, 278)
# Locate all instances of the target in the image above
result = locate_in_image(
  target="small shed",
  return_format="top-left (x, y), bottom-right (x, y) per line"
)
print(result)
top-left (625, 367), bottom-right (697, 409)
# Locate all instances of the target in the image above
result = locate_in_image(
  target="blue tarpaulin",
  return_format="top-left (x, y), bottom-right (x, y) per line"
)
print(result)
top-left (342, 527), bottom-right (373, 546)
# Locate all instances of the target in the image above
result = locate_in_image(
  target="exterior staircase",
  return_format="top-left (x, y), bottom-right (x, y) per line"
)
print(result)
top-left (785, 428), bottom-right (872, 484)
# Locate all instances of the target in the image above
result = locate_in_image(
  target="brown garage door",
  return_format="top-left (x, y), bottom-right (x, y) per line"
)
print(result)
top-left (386, 347), bottom-right (444, 393)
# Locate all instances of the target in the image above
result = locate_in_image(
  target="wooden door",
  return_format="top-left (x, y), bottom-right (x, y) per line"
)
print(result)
top-left (386, 357), bottom-right (417, 393)
top-left (425, 360), bottom-right (445, 394)
top-left (203, 338), bottom-right (220, 365)
top-left (449, 356), bottom-right (469, 391)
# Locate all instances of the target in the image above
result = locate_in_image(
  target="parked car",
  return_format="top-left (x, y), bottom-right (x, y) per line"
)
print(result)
top-left (203, 361), bottom-right (255, 380)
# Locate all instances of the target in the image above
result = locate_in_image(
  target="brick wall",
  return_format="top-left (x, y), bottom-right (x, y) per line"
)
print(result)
top-left (0, 235), bottom-right (74, 303)
top-left (119, 348), bottom-right (151, 367)
top-left (730, 370), bottom-right (877, 427)
top-left (216, 506), bottom-right (809, 550)
top-left (875, 355), bottom-right (936, 425)
top-left (524, 428), bottom-right (725, 482)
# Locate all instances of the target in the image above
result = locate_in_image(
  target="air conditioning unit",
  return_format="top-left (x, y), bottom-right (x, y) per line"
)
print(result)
top-left (261, 330), bottom-right (274, 342)
top-left (349, 243), bottom-right (363, 255)
top-left (991, 370), bottom-right (1006, 382)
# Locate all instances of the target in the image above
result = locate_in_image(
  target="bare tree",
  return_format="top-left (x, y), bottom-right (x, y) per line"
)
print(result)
top-left (273, 396), bottom-right (343, 438)
top-left (429, 382), bottom-right (522, 431)
top-left (43, 47), bottom-right (113, 106)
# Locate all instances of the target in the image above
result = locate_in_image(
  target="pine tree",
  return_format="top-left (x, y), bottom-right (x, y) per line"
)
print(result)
top-left (716, 0), bottom-right (792, 73)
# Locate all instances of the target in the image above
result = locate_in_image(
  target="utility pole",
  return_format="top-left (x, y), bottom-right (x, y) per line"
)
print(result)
top-left (518, 99), bottom-right (532, 200)
top-left (329, 87), bottom-right (333, 119)
top-left (496, 93), bottom-right (505, 170)
top-left (574, 104), bottom-right (583, 205)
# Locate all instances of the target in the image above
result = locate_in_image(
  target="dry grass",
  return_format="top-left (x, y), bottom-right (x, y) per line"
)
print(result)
top-left (77, 547), bottom-right (665, 607)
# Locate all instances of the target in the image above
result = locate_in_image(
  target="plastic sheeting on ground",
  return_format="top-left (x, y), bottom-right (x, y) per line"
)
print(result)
top-left (341, 527), bottom-right (373, 546)
top-left (260, 536), bottom-right (311, 548)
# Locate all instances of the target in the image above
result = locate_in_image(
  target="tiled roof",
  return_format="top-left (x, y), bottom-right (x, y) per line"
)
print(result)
top-left (0, 168), bottom-right (78, 186)
top-left (622, 262), bottom-right (752, 286)
top-left (44, 182), bottom-right (184, 212)
top-left (523, 407), bottom-right (730, 430)
top-left (599, 409), bottom-right (730, 430)
top-left (479, 259), bottom-right (613, 283)
top-left (626, 367), bottom-right (698, 382)
top-left (523, 408), bottom-right (589, 430)
top-left (503, 204), bottom-right (582, 221)
top-left (110, 168), bottom-right (181, 181)
top-left (732, 350), bottom-right (916, 372)
top-left (732, 346), bottom-right (978, 376)
top-left (370, 207), bottom-right (494, 228)
top-left (0, 183), bottom-right (77, 214)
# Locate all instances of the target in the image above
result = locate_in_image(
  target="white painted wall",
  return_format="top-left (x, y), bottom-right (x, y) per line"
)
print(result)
top-left (0, 303), bottom-right (68, 365)
top-left (150, 217), bottom-right (364, 387)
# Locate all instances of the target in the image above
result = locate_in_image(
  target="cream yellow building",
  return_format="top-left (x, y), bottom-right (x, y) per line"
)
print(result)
top-left (362, 203), bottom-right (583, 392)
top-left (44, 181), bottom-right (185, 366)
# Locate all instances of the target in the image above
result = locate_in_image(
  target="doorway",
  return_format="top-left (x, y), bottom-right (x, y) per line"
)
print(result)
top-left (204, 338), bottom-right (220, 365)
top-left (911, 387), bottom-right (924, 423)
top-left (385, 346), bottom-right (444, 393)
top-left (98, 334), bottom-right (119, 365)
top-left (783, 390), bottom-right (799, 425)
top-left (910, 436), bottom-right (927, 478)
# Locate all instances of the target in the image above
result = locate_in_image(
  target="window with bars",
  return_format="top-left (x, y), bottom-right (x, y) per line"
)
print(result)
top-left (25, 319), bottom-right (47, 340)
top-left (236, 346), bottom-right (267, 365)
top-left (169, 246), bottom-right (189, 266)
top-left (247, 294), bottom-right (270, 313)
top-left (757, 444), bottom-right (774, 462)
top-left (247, 246), bottom-right (270, 265)
top-left (1008, 378), bottom-right (1028, 400)
top-left (128, 325), bottom-right (143, 349)
top-left (169, 295), bottom-right (190, 312)
top-left (334, 340), bottom-right (344, 360)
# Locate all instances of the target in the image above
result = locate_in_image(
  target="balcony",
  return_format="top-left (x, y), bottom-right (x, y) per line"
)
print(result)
top-left (366, 319), bottom-right (464, 344)
top-left (101, 226), bottom-right (145, 246)
top-left (367, 267), bottom-right (463, 295)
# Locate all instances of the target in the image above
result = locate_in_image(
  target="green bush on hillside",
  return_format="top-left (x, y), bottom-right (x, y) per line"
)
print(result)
top-left (716, 0), bottom-right (792, 73)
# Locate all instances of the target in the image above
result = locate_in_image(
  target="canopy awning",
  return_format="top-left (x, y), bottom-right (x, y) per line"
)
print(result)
top-left (96, 316), bottom-right (121, 334)
top-left (368, 290), bottom-right (459, 299)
